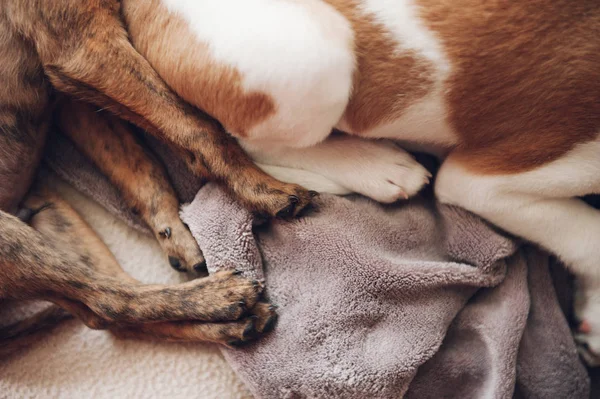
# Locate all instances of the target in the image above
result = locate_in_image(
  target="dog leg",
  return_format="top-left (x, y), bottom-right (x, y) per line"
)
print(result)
top-left (243, 135), bottom-right (431, 203)
top-left (1, 190), bottom-right (270, 341)
top-left (110, 301), bottom-right (277, 347)
top-left (9, 1), bottom-right (314, 218)
top-left (436, 139), bottom-right (600, 365)
top-left (57, 98), bottom-right (206, 274)
top-left (22, 184), bottom-right (276, 344)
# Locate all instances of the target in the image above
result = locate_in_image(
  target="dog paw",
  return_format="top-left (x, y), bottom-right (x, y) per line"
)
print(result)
top-left (193, 270), bottom-right (265, 321)
top-left (573, 281), bottom-right (600, 366)
top-left (248, 301), bottom-right (279, 334)
top-left (157, 222), bottom-right (206, 275)
top-left (335, 141), bottom-right (431, 203)
top-left (240, 176), bottom-right (318, 219)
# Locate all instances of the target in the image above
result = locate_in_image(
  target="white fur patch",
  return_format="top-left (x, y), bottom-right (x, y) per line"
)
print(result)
top-left (435, 139), bottom-right (600, 363)
top-left (336, 0), bottom-right (456, 146)
top-left (162, 0), bottom-right (356, 149)
top-left (245, 136), bottom-right (430, 202)
top-left (256, 164), bottom-right (351, 195)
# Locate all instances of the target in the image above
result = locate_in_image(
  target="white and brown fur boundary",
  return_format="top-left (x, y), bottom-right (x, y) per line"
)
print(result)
top-left (126, 0), bottom-right (600, 364)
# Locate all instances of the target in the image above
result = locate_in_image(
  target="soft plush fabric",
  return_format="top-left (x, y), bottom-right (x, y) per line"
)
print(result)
top-left (181, 184), bottom-right (589, 398)
top-left (8, 129), bottom-right (591, 398)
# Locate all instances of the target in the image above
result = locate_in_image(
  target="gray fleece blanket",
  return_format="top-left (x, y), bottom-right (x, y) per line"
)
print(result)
top-left (44, 129), bottom-right (589, 398)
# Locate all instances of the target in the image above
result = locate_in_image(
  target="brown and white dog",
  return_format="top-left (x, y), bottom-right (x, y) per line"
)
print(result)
top-left (121, 1), bottom-right (600, 364)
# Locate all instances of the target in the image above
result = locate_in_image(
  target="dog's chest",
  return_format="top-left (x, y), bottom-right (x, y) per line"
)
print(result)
top-left (329, 0), bottom-right (457, 147)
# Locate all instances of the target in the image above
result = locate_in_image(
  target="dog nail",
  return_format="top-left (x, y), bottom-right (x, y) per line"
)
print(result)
top-left (276, 203), bottom-right (295, 219)
top-left (16, 208), bottom-right (34, 223)
top-left (263, 314), bottom-right (278, 333)
top-left (159, 227), bottom-right (172, 239)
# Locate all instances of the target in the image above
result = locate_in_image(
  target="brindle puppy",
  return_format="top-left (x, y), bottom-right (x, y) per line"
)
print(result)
top-left (0, 0), bottom-right (310, 349)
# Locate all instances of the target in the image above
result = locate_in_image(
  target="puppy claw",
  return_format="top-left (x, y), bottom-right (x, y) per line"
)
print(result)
top-left (15, 202), bottom-right (53, 224)
top-left (288, 195), bottom-right (299, 204)
top-left (252, 280), bottom-right (264, 292)
top-left (243, 318), bottom-right (257, 339)
top-left (276, 202), bottom-right (297, 219)
top-left (262, 313), bottom-right (278, 334)
top-left (159, 227), bottom-right (172, 239)
top-left (227, 339), bottom-right (247, 347)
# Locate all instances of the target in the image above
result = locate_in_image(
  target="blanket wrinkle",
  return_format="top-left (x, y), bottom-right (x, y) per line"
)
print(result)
top-left (39, 130), bottom-right (590, 398)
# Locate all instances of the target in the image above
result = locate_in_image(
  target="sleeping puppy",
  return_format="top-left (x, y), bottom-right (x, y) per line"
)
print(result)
top-left (122, 0), bottom-right (600, 364)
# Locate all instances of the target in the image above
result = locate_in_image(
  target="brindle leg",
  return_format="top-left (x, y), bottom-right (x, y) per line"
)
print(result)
top-left (0, 186), bottom-right (275, 345)
top-left (111, 302), bottom-right (278, 347)
top-left (57, 98), bottom-right (206, 274)
top-left (16, 0), bottom-right (314, 218)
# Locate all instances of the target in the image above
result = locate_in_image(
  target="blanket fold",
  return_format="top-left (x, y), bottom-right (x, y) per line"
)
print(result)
top-left (45, 130), bottom-right (589, 398)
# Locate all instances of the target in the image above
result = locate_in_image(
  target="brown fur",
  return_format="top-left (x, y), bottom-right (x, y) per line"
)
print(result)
top-left (324, 0), bottom-right (435, 133)
top-left (123, 0), bottom-right (276, 138)
top-left (417, 0), bottom-right (600, 173)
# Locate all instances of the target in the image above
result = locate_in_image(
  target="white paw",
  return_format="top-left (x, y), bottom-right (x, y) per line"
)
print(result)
top-left (573, 280), bottom-right (600, 367)
top-left (339, 141), bottom-right (431, 203)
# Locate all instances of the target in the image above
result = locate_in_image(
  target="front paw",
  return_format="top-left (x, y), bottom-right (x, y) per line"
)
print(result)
top-left (342, 141), bottom-right (431, 203)
top-left (157, 223), bottom-right (207, 275)
top-left (195, 270), bottom-right (265, 321)
top-left (224, 302), bottom-right (279, 347)
top-left (239, 177), bottom-right (318, 219)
